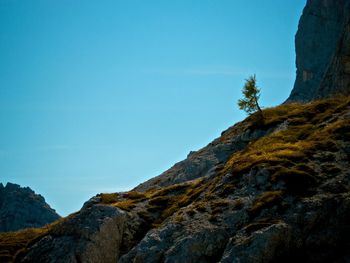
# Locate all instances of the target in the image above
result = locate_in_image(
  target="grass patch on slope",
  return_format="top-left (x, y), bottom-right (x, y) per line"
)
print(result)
top-left (222, 96), bottom-right (350, 179)
top-left (0, 216), bottom-right (70, 263)
top-left (0, 228), bottom-right (49, 262)
top-left (101, 96), bottom-right (350, 222)
top-left (99, 179), bottom-right (207, 226)
top-left (3, 97), bottom-right (348, 261)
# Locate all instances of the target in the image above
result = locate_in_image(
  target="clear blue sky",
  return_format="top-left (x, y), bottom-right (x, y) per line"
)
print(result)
top-left (0, 0), bottom-right (306, 216)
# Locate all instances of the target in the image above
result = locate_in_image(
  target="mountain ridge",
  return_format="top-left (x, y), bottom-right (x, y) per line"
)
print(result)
top-left (1, 0), bottom-right (350, 262)
top-left (2, 96), bottom-right (349, 263)
top-left (0, 182), bottom-right (60, 233)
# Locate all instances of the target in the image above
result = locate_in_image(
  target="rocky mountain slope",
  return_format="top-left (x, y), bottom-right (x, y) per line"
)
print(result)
top-left (1, 0), bottom-right (350, 262)
top-left (0, 183), bottom-right (60, 232)
top-left (2, 96), bottom-right (349, 263)
top-left (287, 0), bottom-right (350, 102)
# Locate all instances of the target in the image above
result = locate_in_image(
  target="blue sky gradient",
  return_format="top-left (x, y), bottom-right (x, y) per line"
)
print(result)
top-left (0, 0), bottom-right (306, 215)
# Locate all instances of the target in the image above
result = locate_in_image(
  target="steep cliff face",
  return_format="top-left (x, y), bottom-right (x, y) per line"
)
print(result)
top-left (0, 183), bottom-right (60, 233)
top-left (287, 0), bottom-right (350, 102)
top-left (318, 15), bottom-right (350, 98)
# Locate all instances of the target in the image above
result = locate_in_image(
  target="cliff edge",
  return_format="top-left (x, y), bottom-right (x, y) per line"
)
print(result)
top-left (287, 0), bottom-right (350, 102)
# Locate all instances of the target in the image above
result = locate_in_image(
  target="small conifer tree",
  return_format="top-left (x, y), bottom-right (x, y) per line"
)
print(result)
top-left (238, 75), bottom-right (263, 118)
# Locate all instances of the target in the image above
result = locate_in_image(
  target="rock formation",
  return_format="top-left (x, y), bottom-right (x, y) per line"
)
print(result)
top-left (134, 123), bottom-right (268, 192)
top-left (21, 205), bottom-right (125, 263)
top-left (0, 183), bottom-right (60, 232)
top-left (1, 95), bottom-right (349, 263)
top-left (287, 0), bottom-right (350, 102)
top-left (1, 0), bottom-right (350, 262)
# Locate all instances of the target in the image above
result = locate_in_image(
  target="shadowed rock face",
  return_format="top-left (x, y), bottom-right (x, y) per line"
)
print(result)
top-left (318, 15), bottom-right (350, 98)
top-left (21, 205), bottom-right (126, 263)
top-left (0, 183), bottom-right (60, 232)
top-left (287, 0), bottom-right (350, 102)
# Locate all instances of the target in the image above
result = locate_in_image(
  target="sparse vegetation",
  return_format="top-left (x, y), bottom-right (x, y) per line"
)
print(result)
top-left (211, 199), bottom-right (230, 209)
top-left (271, 167), bottom-right (316, 194)
top-left (0, 216), bottom-right (69, 262)
top-left (217, 184), bottom-right (236, 197)
top-left (3, 96), bottom-right (349, 261)
top-left (150, 183), bottom-right (188, 197)
top-left (243, 218), bottom-right (281, 234)
top-left (112, 199), bottom-right (137, 211)
top-left (223, 97), bottom-right (350, 178)
top-left (238, 75), bottom-right (263, 118)
top-left (148, 196), bottom-right (172, 206)
top-left (0, 228), bottom-right (48, 262)
top-left (194, 202), bottom-right (207, 213)
top-left (250, 191), bottom-right (283, 216)
top-left (100, 193), bottom-right (120, 204)
top-left (126, 191), bottom-right (147, 200)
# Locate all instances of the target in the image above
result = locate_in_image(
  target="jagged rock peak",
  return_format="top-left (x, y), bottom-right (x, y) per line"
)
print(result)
top-left (0, 182), bottom-right (60, 232)
top-left (287, 0), bottom-right (350, 102)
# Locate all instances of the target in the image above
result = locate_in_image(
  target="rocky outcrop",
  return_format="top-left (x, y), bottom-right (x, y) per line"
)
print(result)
top-left (220, 222), bottom-right (293, 263)
top-left (287, 0), bottom-right (350, 102)
top-left (0, 183), bottom-right (60, 232)
top-left (117, 97), bottom-right (350, 263)
top-left (134, 122), bottom-right (268, 192)
top-left (14, 96), bottom-right (349, 263)
top-left (21, 205), bottom-right (126, 263)
top-left (2, 98), bottom-right (348, 263)
top-left (139, 0), bottom-right (350, 191)
top-left (317, 15), bottom-right (350, 98)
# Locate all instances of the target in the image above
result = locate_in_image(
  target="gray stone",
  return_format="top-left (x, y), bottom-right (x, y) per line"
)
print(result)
top-left (220, 223), bottom-right (292, 263)
top-left (22, 204), bottom-right (126, 263)
top-left (287, 0), bottom-right (350, 102)
top-left (0, 182), bottom-right (60, 232)
top-left (134, 125), bottom-right (269, 192)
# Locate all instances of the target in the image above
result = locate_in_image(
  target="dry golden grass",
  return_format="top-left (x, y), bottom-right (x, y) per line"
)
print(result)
top-left (0, 227), bottom-right (49, 262)
top-left (0, 215), bottom-right (70, 262)
top-left (5, 96), bottom-right (347, 261)
top-left (112, 199), bottom-right (137, 211)
top-left (222, 96), bottom-right (350, 177)
top-left (100, 192), bottom-right (120, 204)
top-left (250, 191), bottom-right (283, 215)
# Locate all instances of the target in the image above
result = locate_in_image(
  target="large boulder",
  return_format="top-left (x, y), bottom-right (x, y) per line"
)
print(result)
top-left (21, 204), bottom-right (126, 263)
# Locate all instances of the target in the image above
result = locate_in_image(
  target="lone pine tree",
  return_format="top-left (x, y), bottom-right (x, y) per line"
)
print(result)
top-left (238, 75), bottom-right (263, 120)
